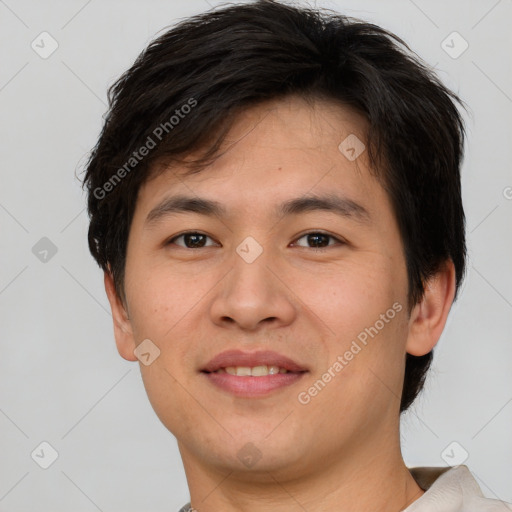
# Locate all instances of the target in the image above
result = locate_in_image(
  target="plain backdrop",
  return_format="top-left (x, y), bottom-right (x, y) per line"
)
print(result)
top-left (0, 0), bottom-right (511, 510)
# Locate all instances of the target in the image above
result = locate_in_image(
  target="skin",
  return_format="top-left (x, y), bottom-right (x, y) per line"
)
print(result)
top-left (105, 95), bottom-right (456, 511)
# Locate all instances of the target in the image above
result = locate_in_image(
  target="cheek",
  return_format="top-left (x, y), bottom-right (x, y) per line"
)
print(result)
top-left (295, 253), bottom-right (408, 398)
top-left (124, 266), bottom-right (207, 433)
top-left (124, 256), bottom-right (206, 341)
top-left (293, 254), bottom-right (405, 335)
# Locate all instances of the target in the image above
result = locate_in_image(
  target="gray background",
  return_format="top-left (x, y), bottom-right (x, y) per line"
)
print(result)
top-left (0, 0), bottom-right (511, 510)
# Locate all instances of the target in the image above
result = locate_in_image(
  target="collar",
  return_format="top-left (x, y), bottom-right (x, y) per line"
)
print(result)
top-left (404, 464), bottom-right (512, 511)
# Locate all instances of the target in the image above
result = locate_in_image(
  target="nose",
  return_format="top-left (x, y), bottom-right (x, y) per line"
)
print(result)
top-left (209, 247), bottom-right (297, 332)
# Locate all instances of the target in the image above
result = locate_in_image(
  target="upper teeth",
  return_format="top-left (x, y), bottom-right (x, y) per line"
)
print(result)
top-left (216, 365), bottom-right (289, 376)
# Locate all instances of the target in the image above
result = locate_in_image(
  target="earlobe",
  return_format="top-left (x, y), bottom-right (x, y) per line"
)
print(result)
top-left (405, 260), bottom-right (457, 357)
top-left (104, 270), bottom-right (138, 362)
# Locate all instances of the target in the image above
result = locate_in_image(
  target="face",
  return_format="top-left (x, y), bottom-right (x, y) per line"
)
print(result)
top-left (115, 96), bottom-right (414, 480)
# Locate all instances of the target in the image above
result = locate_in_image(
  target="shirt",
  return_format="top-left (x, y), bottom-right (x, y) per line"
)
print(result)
top-left (178, 464), bottom-right (512, 511)
top-left (405, 465), bottom-right (512, 511)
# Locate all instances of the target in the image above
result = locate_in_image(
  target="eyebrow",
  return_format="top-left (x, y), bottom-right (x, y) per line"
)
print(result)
top-left (144, 193), bottom-right (371, 227)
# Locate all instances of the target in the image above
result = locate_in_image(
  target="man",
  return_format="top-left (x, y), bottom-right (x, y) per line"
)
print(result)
top-left (83, 1), bottom-right (511, 510)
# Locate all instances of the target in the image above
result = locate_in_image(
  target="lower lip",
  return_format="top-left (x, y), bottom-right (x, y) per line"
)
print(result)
top-left (202, 371), bottom-right (306, 397)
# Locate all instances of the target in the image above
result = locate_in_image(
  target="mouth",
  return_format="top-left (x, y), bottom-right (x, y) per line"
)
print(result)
top-left (208, 365), bottom-right (294, 376)
top-left (200, 350), bottom-right (308, 397)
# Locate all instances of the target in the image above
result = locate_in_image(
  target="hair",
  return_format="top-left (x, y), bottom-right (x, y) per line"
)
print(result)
top-left (82, 0), bottom-right (467, 413)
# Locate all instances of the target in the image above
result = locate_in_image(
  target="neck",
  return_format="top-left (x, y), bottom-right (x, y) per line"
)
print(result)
top-left (179, 433), bottom-right (424, 512)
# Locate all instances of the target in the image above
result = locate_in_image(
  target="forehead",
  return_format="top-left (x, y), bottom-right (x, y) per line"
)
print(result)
top-left (135, 95), bottom-right (384, 220)
top-left (190, 95), bottom-right (370, 166)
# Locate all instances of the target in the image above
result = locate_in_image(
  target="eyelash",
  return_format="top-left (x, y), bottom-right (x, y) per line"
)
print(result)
top-left (166, 230), bottom-right (345, 250)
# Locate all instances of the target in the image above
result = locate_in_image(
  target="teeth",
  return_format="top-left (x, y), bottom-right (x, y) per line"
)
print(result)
top-left (218, 365), bottom-right (289, 376)
top-left (251, 365), bottom-right (269, 376)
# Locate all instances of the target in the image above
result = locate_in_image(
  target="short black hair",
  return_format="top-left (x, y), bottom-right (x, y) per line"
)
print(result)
top-left (82, 0), bottom-right (467, 413)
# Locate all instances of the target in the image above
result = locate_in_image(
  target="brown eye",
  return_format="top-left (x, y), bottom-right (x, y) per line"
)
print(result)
top-left (167, 232), bottom-right (217, 249)
top-left (293, 231), bottom-right (344, 249)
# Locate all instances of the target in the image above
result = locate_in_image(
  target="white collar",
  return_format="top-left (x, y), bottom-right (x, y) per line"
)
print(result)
top-left (404, 465), bottom-right (512, 511)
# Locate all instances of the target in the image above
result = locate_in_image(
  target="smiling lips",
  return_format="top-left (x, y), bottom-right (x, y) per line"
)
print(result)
top-left (202, 349), bottom-right (307, 373)
top-left (201, 349), bottom-right (308, 397)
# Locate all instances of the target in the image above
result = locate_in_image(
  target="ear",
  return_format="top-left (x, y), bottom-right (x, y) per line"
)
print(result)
top-left (104, 270), bottom-right (138, 362)
top-left (405, 260), bottom-right (457, 356)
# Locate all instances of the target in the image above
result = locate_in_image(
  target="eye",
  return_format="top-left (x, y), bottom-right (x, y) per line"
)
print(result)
top-left (166, 231), bottom-right (218, 249)
top-left (292, 231), bottom-right (344, 249)
top-left (165, 230), bottom-right (344, 250)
